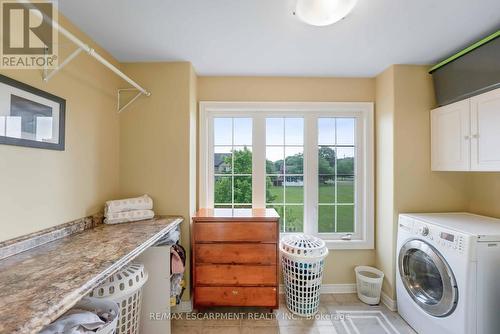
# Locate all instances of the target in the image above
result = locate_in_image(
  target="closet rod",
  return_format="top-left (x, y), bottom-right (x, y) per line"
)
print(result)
top-left (18, 1), bottom-right (151, 97)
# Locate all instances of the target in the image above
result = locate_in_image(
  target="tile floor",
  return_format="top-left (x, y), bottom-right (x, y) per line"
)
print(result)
top-left (172, 294), bottom-right (417, 334)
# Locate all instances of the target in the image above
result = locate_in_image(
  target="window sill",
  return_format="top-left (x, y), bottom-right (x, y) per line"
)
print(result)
top-left (323, 239), bottom-right (374, 250)
top-left (279, 233), bottom-right (374, 250)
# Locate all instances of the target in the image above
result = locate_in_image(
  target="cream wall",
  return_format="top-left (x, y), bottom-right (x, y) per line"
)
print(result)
top-left (198, 76), bottom-right (377, 284)
top-left (119, 62), bottom-right (197, 299)
top-left (374, 65), bottom-right (470, 299)
top-left (0, 15), bottom-right (121, 242)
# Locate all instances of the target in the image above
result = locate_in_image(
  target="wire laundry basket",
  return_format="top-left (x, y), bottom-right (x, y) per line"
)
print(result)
top-left (280, 234), bottom-right (329, 317)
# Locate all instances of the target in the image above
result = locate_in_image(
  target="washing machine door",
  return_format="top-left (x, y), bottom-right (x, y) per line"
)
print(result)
top-left (398, 239), bottom-right (458, 317)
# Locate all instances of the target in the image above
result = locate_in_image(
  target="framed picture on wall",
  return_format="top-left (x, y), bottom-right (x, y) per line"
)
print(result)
top-left (0, 74), bottom-right (66, 151)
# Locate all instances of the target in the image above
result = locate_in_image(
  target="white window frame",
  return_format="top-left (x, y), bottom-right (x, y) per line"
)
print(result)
top-left (199, 102), bottom-right (374, 249)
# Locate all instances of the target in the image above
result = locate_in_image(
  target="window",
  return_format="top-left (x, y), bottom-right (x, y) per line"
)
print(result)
top-left (318, 118), bottom-right (356, 234)
top-left (266, 118), bottom-right (304, 233)
top-left (213, 117), bottom-right (253, 208)
top-left (200, 102), bottom-right (374, 249)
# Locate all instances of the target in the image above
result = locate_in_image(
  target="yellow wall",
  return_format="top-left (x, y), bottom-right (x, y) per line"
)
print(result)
top-left (374, 65), bottom-right (470, 299)
top-left (374, 66), bottom-right (396, 297)
top-left (393, 65), bottom-right (469, 215)
top-left (2, 9), bottom-right (496, 304)
top-left (0, 14), bottom-right (121, 241)
top-left (468, 173), bottom-right (500, 218)
top-left (198, 76), bottom-right (375, 102)
top-left (119, 62), bottom-right (197, 298)
top-left (198, 76), bottom-right (377, 284)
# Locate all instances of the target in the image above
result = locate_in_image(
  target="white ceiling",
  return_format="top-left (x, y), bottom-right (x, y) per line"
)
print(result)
top-left (58, 0), bottom-right (500, 77)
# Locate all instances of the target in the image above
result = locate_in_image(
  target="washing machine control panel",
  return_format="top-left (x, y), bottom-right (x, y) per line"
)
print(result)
top-left (408, 220), bottom-right (466, 254)
top-left (419, 226), bottom-right (430, 236)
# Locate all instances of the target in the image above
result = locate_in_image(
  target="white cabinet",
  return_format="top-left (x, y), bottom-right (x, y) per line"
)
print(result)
top-left (431, 87), bottom-right (500, 171)
top-left (470, 89), bottom-right (500, 171)
top-left (431, 99), bottom-right (470, 171)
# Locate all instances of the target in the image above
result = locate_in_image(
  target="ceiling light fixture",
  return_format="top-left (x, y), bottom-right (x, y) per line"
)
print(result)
top-left (295, 0), bottom-right (358, 27)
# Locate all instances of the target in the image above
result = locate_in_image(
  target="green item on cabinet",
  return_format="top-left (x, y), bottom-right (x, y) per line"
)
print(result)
top-left (429, 30), bottom-right (500, 73)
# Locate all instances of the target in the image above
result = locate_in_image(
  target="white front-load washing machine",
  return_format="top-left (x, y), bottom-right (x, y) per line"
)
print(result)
top-left (397, 213), bottom-right (500, 334)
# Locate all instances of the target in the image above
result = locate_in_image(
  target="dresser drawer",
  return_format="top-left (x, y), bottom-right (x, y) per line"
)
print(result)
top-left (195, 264), bottom-right (277, 286)
top-left (195, 243), bottom-right (276, 264)
top-left (194, 222), bottom-right (276, 242)
top-left (195, 287), bottom-right (277, 307)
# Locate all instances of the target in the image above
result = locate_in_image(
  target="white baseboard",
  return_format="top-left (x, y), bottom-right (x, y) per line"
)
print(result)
top-left (320, 283), bottom-right (357, 294)
top-left (279, 283), bottom-right (356, 294)
top-left (171, 299), bottom-right (193, 313)
top-left (175, 285), bottom-right (397, 313)
top-left (381, 291), bottom-right (397, 311)
top-left (280, 284), bottom-right (398, 312)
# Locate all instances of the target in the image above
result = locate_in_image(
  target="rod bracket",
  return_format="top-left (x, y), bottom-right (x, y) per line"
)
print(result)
top-left (117, 88), bottom-right (148, 113)
top-left (42, 48), bottom-right (83, 82)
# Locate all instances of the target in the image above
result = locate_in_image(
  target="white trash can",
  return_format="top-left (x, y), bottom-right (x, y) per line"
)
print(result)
top-left (89, 263), bottom-right (148, 334)
top-left (355, 266), bottom-right (384, 305)
top-left (280, 234), bottom-right (329, 317)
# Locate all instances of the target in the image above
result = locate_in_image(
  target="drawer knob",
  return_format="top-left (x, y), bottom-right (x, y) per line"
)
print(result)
top-left (232, 290), bottom-right (239, 295)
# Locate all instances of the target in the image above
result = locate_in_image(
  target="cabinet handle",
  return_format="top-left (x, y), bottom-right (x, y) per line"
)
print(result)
top-left (232, 290), bottom-right (239, 295)
top-left (464, 135), bottom-right (470, 140)
top-left (472, 134), bottom-right (479, 139)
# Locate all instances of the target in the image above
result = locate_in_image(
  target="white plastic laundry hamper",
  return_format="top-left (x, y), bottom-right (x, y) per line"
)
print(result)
top-left (355, 266), bottom-right (384, 305)
top-left (75, 297), bottom-right (120, 334)
top-left (40, 297), bottom-right (119, 334)
top-left (89, 263), bottom-right (148, 334)
top-left (280, 234), bottom-right (329, 317)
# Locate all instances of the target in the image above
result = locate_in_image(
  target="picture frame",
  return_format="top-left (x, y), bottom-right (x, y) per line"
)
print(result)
top-left (0, 74), bottom-right (66, 151)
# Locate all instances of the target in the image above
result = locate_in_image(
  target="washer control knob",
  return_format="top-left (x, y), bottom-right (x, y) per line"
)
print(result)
top-left (420, 226), bottom-right (430, 236)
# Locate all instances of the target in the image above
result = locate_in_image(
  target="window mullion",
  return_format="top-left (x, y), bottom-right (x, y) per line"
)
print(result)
top-left (206, 114), bottom-right (215, 207)
top-left (355, 116), bottom-right (364, 237)
top-left (304, 115), bottom-right (318, 235)
top-left (334, 118), bottom-right (338, 233)
top-left (231, 118), bottom-right (235, 209)
top-left (253, 115), bottom-right (266, 208)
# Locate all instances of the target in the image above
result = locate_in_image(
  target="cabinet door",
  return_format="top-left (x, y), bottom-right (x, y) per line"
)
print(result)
top-left (136, 246), bottom-right (171, 334)
top-left (471, 88), bottom-right (500, 171)
top-left (431, 100), bottom-right (470, 171)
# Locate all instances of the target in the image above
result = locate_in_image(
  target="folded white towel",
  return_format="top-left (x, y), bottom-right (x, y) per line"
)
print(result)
top-left (105, 195), bottom-right (153, 215)
top-left (104, 209), bottom-right (155, 225)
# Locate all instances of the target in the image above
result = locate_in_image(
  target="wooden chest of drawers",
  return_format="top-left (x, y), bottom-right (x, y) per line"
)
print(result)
top-left (192, 208), bottom-right (280, 309)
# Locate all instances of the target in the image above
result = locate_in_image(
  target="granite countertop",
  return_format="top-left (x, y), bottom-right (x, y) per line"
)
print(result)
top-left (0, 216), bottom-right (183, 334)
